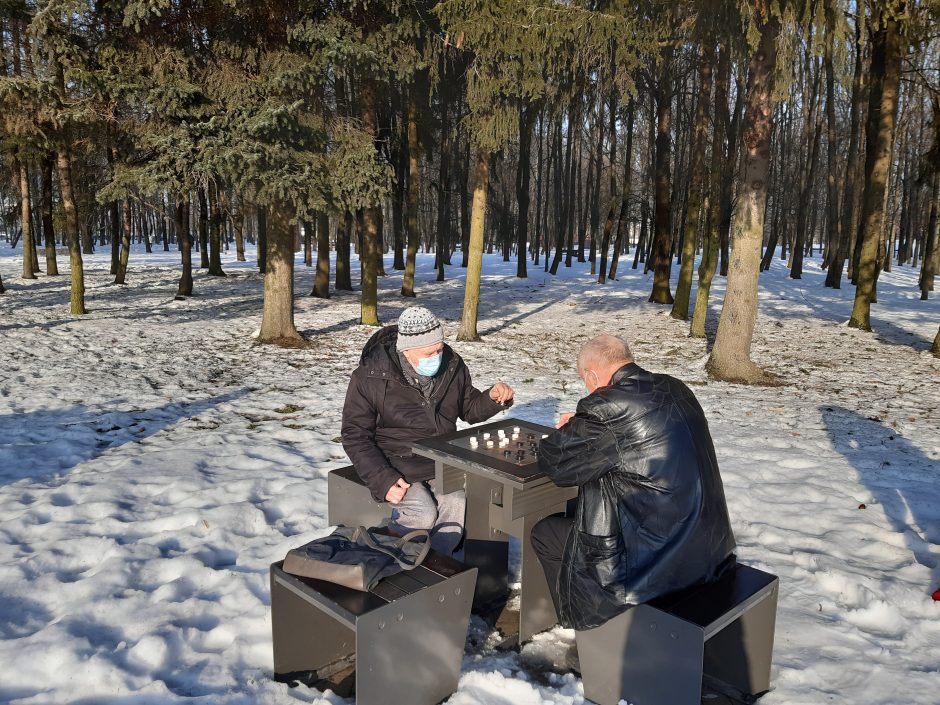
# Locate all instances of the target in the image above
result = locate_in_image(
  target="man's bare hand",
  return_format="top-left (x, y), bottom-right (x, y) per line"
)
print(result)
top-left (489, 382), bottom-right (514, 404)
top-left (556, 412), bottom-right (576, 429)
top-left (385, 478), bottom-right (410, 504)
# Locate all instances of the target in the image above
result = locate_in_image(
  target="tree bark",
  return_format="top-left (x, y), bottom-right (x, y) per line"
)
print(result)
top-left (312, 211), bottom-right (330, 298)
top-left (692, 44), bottom-right (730, 338)
top-left (609, 101), bottom-right (636, 281)
top-left (114, 197), bottom-right (132, 284)
top-left (208, 183), bottom-right (225, 276)
top-left (16, 155), bottom-right (36, 280)
top-left (402, 87), bottom-right (421, 297)
top-left (457, 148), bottom-right (490, 342)
top-left (707, 6), bottom-right (779, 382)
top-left (515, 103), bottom-right (536, 278)
top-left (258, 199), bottom-right (303, 343)
top-left (41, 156), bottom-right (59, 275)
top-left (335, 211), bottom-right (353, 290)
top-left (649, 46), bottom-right (675, 304)
top-left (55, 146), bottom-right (86, 314)
top-left (257, 205), bottom-right (268, 274)
top-left (672, 43), bottom-right (713, 319)
top-left (359, 78), bottom-right (381, 326)
top-left (175, 193), bottom-right (193, 297)
top-left (198, 186), bottom-right (210, 269)
top-left (849, 0), bottom-right (904, 331)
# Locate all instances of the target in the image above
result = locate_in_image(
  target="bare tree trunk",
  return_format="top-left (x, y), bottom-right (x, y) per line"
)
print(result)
top-left (114, 197), bottom-right (132, 284)
top-left (175, 194), bottom-right (193, 297)
top-left (609, 101), bottom-right (636, 281)
top-left (312, 211), bottom-right (330, 298)
top-left (515, 103), bottom-right (536, 278)
top-left (41, 156), bottom-right (59, 275)
top-left (197, 186), bottom-right (210, 269)
top-left (707, 6), bottom-right (779, 382)
top-left (598, 90), bottom-right (620, 284)
top-left (303, 219), bottom-right (313, 267)
top-left (208, 183), bottom-right (225, 276)
top-left (932, 325), bottom-right (940, 357)
top-left (650, 47), bottom-right (675, 304)
top-left (672, 43), bottom-right (713, 319)
top-left (359, 79), bottom-right (381, 326)
top-left (822, 14), bottom-right (842, 280)
top-left (692, 43), bottom-right (730, 338)
top-left (258, 199), bottom-right (303, 344)
top-left (919, 170), bottom-right (938, 300)
top-left (457, 148), bottom-right (490, 342)
top-left (16, 155), bottom-right (36, 280)
top-left (402, 87), bottom-right (421, 297)
top-left (849, 0), bottom-right (904, 330)
top-left (55, 144), bottom-right (86, 314)
top-left (335, 212), bottom-right (353, 290)
top-left (257, 205), bottom-right (267, 274)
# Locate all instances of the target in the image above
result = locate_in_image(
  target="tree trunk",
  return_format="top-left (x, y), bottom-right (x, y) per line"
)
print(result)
top-left (672, 43), bottom-right (713, 319)
top-left (932, 326), bottom-right (940, 357)
top-left (649, 47), bottom-right (675, 304)
top-left (312, 211), bottom-right (331, 298)
top-left (41, 156), bottom-right (58, 275)
top-left (918, 170), bottom-right (938, 299)
top-left (707, 6), bottom-right (779, 382)
top-left (258, 199), bottom-right (303, 343)
top-left (257, 205), bottom-right (268, 274)
top-left (609, 101), bottom-right (636, 281)
top-left (359, 78), bottom-right (382, 326)
top-left (402, 87), bottom-right (421, 297)
top-left (114, 198), bottom-right (132, 284)
top-left (849, 1), bottom-right (904, 330)
top-left (303, 219), bottom-right (313, 267)
top-left (233, 205), bottom-right (246, 262)
top-left (208, 183), bottom-right (225, 276)
top-left (197, 186), bottom-right (210, 269)
top-left (598, 90), bottom-right (620, 284)
top-left (457, 148), bottom-right (490, 342)
top-left (692, 44), bottom-right (730, 338)
top-left (515, 103), bottom-right (536, 278)
top-left (175, 194), bottom-right (193, 297)
top-left (335, 211), bottom-right (353, 290)
top-left (16, 155), bottom-right (36, 280)
top-left (55, 147), bottom-right (86, 314)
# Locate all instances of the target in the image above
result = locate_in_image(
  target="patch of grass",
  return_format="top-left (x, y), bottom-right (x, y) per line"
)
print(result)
top-left (274, 403), bottom-right (305, 414)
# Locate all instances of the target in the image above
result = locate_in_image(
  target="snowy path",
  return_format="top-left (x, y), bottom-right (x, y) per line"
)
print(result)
top-left (0, 245), bottom-right (938, 705)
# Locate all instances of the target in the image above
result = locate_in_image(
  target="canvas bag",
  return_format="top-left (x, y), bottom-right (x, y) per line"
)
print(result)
top-left (282, 525), bottom-right (432, 592)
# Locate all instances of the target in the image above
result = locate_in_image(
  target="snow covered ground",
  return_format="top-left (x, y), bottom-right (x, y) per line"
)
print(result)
top-left (0, 241), bottom-right (938, 705)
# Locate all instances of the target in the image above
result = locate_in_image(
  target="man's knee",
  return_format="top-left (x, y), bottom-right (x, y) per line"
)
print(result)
top-left (391, 485), bottom-right (439, 531)
top-left (531, 514), bottom-right (570, 562)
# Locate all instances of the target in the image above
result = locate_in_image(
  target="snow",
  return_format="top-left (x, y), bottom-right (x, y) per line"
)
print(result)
top-left (0, 241), bottom-right (938, 705)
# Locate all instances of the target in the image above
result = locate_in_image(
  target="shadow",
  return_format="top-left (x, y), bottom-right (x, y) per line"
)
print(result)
top-left (0, 389), bottom-right (249, 485)
top-left (502, 397), bottom-right (562, 429)
top-left (822, 405), bottom-right (940, 591)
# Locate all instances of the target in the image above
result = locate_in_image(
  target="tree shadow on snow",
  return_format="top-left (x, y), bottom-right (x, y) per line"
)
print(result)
top-left (0, 389), bottom-right (248, 486)
top-left (822, 405), bottom-right (940, 594)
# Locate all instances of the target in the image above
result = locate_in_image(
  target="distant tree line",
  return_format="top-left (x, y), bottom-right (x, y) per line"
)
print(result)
top-left (1, 1), bottom-right (938, 371)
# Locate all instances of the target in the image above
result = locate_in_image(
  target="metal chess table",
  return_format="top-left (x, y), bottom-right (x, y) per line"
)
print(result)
top-left (413, 418), bottom-right (577, 644)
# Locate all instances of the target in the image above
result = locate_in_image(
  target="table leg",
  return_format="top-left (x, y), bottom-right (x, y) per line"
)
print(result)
top-left (462, 472), bottom-right (509, 609)
top-left (518, 505), bottom-right (566, 643)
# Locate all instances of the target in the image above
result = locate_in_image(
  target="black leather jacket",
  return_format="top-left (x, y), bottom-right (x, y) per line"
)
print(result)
top-left (341, 326), bottom-right (505, 500)
top-left (538, 362), bottom-right (736, 630)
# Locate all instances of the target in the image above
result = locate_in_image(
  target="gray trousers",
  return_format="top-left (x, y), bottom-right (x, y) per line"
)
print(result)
top-left (389, 480), bottom-right (466, 555)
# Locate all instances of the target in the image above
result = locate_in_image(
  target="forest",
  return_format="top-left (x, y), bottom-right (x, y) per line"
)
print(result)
top-left (0, 0), bottom-right (938, 382)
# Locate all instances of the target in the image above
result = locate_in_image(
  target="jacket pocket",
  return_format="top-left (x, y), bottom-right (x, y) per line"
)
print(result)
top-left (577, 532), bottom-right (624, 587)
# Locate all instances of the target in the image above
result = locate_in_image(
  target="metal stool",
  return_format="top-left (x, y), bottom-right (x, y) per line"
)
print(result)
top-left (327, 465), bottom-right (391, 528)
top-left (577, 563), bottom-right (779, 705)
top-left (271, 553), bottom-right (477, 705)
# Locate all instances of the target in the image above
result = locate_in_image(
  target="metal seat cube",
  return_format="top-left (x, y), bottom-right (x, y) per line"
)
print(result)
top-left (271, 553), bottom-right (477, 705)
top-left (577, 563), bottom-right (779, 705)
top-left (327, 465), bottom-right (391, 528)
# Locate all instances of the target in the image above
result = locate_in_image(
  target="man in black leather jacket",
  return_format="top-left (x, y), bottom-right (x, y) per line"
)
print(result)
top-left (532, 335), bottom-right (736, 633)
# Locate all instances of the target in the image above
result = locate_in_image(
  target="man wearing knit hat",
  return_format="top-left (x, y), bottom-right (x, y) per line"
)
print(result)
top-left (342, 306), bottom-right (514, 553)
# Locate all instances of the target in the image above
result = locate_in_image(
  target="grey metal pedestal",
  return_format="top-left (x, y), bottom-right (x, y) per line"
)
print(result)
top-left (415, 419), bottom-right (577, 644)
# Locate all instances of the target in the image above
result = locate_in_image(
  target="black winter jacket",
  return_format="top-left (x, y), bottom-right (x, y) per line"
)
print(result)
top-left (538, 362), bottom-right (736, 630)
top-left (341, 326), bottom-right (506, 500)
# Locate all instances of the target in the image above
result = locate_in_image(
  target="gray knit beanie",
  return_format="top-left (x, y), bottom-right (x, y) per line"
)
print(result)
top-left (396, 306), bottom-right (444, 352)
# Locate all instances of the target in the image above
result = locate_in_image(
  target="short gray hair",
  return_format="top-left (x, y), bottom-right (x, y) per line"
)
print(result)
top-left (577, 334), bottom-right (633, 373)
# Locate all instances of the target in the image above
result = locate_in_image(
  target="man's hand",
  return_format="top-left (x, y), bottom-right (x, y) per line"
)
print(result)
top-left (385, 478), bottom-right (410, 504)
top-left (556, 412), bottom-right (576, 429)
top-left (489, 382), bottom-right (514, 405)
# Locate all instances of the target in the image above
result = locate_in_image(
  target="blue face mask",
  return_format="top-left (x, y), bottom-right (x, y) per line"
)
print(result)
top-left (416, 353), bottom-right (442, 377)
